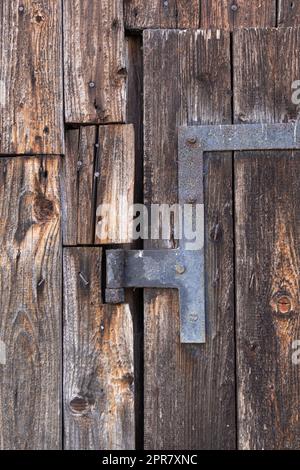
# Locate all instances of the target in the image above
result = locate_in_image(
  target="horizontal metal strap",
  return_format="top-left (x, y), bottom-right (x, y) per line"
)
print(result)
top-left (179, 122), bottom-right (300, 152)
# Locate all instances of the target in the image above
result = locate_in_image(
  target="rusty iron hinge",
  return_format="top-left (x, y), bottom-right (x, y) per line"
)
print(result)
top-left (105, 122), bottom-right (300, 344)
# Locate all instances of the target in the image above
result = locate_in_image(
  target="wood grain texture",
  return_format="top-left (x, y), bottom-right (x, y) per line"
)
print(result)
top-left (0, 156), bottom-right (61, 449)
top-left (234, 27), bottom-right (300, 450)
top-left (144, 29), bottom-right (235, 450)
top-left (95, 125), bottom-right (135, 244)
top-left (63, 0), bottom-right (126, 124)
top-left (201, 0), bottom-right (276, 29)
top-left (278, 0), bottom-right (300, 26)
top-left (61, 126), bottom-right (98, 246)
top-left (0, 0), bottom-right (64, 155)
top-left (63, 248), bottom-right (135, 450)
top-left (124, 0), bottom-right (200, 30)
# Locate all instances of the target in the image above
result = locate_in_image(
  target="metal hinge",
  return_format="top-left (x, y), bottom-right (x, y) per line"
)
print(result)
top-left (105, 122), bottom-right (300, 344)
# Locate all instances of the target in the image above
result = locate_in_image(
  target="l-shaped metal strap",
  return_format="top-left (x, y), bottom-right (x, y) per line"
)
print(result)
top-left (106, 122), bottom-right (300, 344)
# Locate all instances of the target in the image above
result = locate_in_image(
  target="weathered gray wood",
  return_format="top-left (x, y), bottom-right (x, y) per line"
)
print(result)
top-left (61, 126), bottom-right (98, 246)
top-left (63, 0), bottom-right (126, 124)
top-left (124, 0), bottom-right (200, 30)
top-left (234, 27), bottom-right (300, 450)
top-left (201, 0), bottom-right (276, 29)
top-left (278, 0), bottom-right (300, 26)
top-left (95, 125), bottom-right (135, 244)
top-left (0, 0), bottom-right (64, 154)
top-left (63, 247), bottom-right (135, 450)
top-left (144, 29), bottom-right (235, 449)
top-left (0, 157), bottom-right (61, 449)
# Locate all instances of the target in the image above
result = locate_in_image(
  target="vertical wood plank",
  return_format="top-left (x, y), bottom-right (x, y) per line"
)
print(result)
top-left (176, 0), bottom-right (200, 27)
top-left (0, 0), bottom-right (64, 155)
top-left (234, 27), bottom-right (300, 450)
top-left (278, 1), bottom-right (300, 26)
top-left (275, 27), bottom-right (300, 123)
top-left (201, 0), bottom-right (276, 29)
top-left (61, 127), bottom-right (98, 246)
top-left (95, 125), bottom-right (135, 244)
top-left (144, 29), bottom-right (235, 449)
top-left (0, 157), bottom-right (61, 449)
top-left (234, 29), bottom-right (276, 124)
top-left (63, 248), bottom-right (135, 450)
top-left (63, 0), bottom-right (126, 124)
top-left (124, 0), bottom-right (200, 30)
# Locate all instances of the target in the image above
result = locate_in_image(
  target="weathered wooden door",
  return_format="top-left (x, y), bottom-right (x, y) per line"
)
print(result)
top-left (1, 0), bottom-right (300, 451)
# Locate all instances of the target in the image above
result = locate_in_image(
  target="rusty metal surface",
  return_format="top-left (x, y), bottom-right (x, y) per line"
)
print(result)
top-left (106, 122), bottom-right (300, 345)
top-left (179, 122), bottom-right (300, 153)
top-left (106, 248), bottom-right (205, 343)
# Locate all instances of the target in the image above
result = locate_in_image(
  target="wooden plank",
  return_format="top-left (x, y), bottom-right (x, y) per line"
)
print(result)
top-left (0, 156), bottom-right (61, 449)
top-left (61, 126), bottom-right (98, 246)
top-left (234, 29), bottom-right (276, 124)
top-left (63, 0), bottom-right (126, 124)
top-left (278, 0), bottom-right (300, 26)
top-left (0, 0), bottom-right (64, 155)
top-left (95, 125), bottom-right (135, 244)
top-left (201, 0), bottom-right (276, 29)
top-left (63, 248), bottom-right (135, 450)
top-left (124, 0), bottom-right (200, 30)
top-left (144, 29), bottom-right (235, 449)
top-left (275, 26), bottom-right (300, 123)
top-left (234, 27), bottom-right (300, 450)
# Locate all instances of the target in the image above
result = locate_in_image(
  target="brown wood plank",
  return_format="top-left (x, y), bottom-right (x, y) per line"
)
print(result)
top-left (0, 156), bottom-right (61, 449)
top-left (124, 0), bottom-right (200, 30)
top-left (176, 0), bottom-right (200, 27)
top-left (201, 0), bottom-right (276, 29)
top-left (0, 0), bottom-right (64, 155)
top-left (63, 247), bottom-right (135, 450)
top-left (143, 29), bottom-right (235, 450)
top-left (63, 0), bottom-right (126, 124)
top-left (95, 125), bottom-right (135, 244)
top-left (234, 27), bottom-right (300, 450)
top-left (234, 29), bottom-right (276, 124)
top-left (278, 0), bottom-right (300, 26)
top-left (61, 127), bottom-right (98, 246)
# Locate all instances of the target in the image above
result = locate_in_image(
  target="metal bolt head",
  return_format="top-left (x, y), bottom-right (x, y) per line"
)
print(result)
top-left (89, 81), bottom-right (95, 88)
top-left (231, 4), bottom-right (238, 11)
top-left (277, 296), bottom-right (291, 314)
top-left (176, 264), bottom-right (186, 275)
top-left (186, 137), bottom-right (197, 146)
top-left (18, 5), bottom-right (24, 12)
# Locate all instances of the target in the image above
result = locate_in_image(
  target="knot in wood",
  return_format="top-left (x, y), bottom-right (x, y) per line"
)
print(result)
top-left (69, 395), bottom-right (93, 415)
top-left (34, 194), bottom-right (54, 223)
